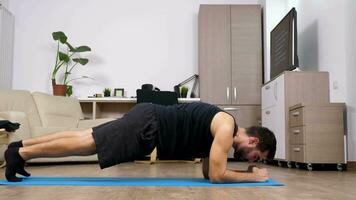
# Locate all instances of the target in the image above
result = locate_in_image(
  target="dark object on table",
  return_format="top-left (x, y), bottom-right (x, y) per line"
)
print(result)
top-left (136, 89), bottom-right (178, 160)
top-left (141, 84), bottom-right (160, 91)
top-left (136, 90), bottom-right (178, 106)
top-left (0, 120), bottom-right (20, 132)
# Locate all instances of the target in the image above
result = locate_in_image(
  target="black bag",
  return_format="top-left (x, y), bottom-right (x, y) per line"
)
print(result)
top-left (0, 120), bottom-right (20, 132)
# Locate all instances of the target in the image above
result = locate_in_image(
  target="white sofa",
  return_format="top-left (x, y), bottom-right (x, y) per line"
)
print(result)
top-left (0, 90), bottom-right (114, 163)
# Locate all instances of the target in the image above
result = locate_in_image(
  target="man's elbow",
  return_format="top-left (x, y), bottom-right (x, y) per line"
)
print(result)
top-left (209, 174), bottom-right (224, 184)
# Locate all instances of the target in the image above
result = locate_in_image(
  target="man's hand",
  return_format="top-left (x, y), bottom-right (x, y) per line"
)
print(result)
top-left (252, 167), bottom-right (269, 182)
top-left (247, 165), bottom-right (258, 172)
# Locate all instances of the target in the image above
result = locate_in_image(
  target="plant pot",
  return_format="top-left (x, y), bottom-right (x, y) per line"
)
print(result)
top-left (53, 84), bottom-right (67, 96)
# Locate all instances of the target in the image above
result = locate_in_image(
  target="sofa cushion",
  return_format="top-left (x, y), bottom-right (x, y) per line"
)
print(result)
top-left (0, 90), bottom-right (42, 126)
top-left (32, 92), bottom-right (84, 128)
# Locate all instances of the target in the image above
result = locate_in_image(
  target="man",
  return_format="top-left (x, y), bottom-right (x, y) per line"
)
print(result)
top-left (4, 102), bottom-right (276, 183)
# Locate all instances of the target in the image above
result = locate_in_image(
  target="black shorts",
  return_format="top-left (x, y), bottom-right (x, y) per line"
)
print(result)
top-left (92, 103), bottom-right (159, 169)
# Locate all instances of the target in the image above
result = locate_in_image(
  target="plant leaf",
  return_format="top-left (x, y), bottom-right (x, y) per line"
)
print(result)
top-left (72, 58), bottom-right (89, 65)
top-left (65, 42), bottom-right (75, 52)
top-left (70, 46), bottom-right (91, 52)
top-left (52, 31), bottom-right (67, 43)
top-left (58, 51), bottom-right (70, 63)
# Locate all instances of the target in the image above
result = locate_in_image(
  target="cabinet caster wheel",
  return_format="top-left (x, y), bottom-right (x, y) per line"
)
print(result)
top-left (307, 163), bottom-right (313, 171)
top-left (278, 161), bottom-right (283, 167)
top-left (337, 163), bottom-right (343, 171)
top-left (295, 163), bottom-right (300, 169)
top-left (287, 161), bottom-right (293, 168)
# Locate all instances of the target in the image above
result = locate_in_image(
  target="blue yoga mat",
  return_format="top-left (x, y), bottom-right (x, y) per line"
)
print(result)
top-left (0, 176), bottom-right (284, 186)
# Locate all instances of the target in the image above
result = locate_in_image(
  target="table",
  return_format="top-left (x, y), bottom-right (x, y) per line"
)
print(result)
top-left (0, 128), bottom-right (9, 168)
top-left (78, 97), bottom-right (201, 120)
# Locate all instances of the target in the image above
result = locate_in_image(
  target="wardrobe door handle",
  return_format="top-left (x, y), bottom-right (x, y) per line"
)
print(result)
top-left (293, 129), bottom-right (300, 134)
top-left (293, 147), bottom-right (301, 152)
top-left (265, 110), bottom-right (271, 115)
top-left (223, 107), bottom-right (239, 111)
top-left (292, 111), bottom-right (300, 116)
top-left (274, 82), bottom-right (278, 100)
top-left (234, 87), bottom-right (237, 100)
top-left (226, 87), bottom-right (230, 100)
top-left (265, 85), bottom-right (270, 90)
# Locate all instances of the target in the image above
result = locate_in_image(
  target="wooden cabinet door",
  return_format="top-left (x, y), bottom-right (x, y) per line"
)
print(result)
top-left (231, 5), bottom-right (262, 105)
top-left (199, 5), bottom-right (232, 104)
top-left (219, 105), bottom-right (261, 128)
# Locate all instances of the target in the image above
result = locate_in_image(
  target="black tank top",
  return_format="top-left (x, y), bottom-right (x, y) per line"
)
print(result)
top-left (153, 102), bottom-right (237, 159)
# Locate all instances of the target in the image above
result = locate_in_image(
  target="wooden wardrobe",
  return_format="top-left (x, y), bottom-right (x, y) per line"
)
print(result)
top-left (198, 5), bottom-right (262, 158)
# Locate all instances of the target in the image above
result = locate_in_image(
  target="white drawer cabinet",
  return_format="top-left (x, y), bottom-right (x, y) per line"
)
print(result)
top-left (262, 74), bottom-right (286, 160)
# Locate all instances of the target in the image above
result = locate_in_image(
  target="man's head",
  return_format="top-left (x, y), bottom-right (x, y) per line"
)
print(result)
top-left (233, 126), bottom-right (276, 162)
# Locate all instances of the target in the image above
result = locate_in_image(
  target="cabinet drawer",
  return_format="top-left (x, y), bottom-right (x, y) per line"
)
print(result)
top-left (289, 108), bottom-right (303, 127)
top-left (289, 126), bottom-right (304, 144)
top-left (290, 145), bottom-right (305, 162)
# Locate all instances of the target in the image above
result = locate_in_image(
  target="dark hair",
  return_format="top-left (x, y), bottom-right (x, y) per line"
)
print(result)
top-left (245, 126), bottom-right (276, 160)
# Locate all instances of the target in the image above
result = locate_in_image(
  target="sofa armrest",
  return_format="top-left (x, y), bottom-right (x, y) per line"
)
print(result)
top-left (78, 118), bottom-right (115, 129)
top-left (0, 111), bottom-right (32, 142)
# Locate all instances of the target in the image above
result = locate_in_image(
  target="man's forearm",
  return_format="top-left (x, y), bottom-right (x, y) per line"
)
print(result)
top-left (210, 169), bottom-right (259, 183)
top-left (231, 165), bottom-right (258, 173)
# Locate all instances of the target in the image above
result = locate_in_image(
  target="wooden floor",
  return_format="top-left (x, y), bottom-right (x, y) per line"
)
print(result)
top-left (0, 161), bottom-right (355, 200)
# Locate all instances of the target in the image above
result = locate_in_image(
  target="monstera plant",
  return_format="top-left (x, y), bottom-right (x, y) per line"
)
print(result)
top-left (51, 31), bottom-right (92, 96)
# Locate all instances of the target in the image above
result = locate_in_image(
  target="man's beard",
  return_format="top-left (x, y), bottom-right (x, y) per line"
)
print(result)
top-left (234, 148), bottom-right (248, 161)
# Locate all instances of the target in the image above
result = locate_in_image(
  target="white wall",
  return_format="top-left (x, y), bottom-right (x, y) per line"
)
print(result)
top-left (345, 0), bottom-right (356, 161)
top-left (0, 6), bottom-right (15, 90)
top-left (8, 0), bottom-right (258, 98)
top-left (262, 0), bottom-right (356, 161)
